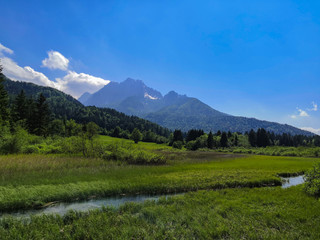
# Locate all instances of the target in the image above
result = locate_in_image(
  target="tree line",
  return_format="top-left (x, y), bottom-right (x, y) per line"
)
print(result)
top-left (168, 128), bottom-right (320, 150)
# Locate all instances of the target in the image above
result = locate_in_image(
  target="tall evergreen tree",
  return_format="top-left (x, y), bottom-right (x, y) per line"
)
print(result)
top-left (186, 129), bottom-right (204, 142)
top-left (220, 132), bottom-right (228, 148)
top-left (207, 131), bottom-right (214, 149)
top-left (248, 129), bottom-right (256, 147)
top-left (33, 93), bottom-right (50, 136)
top-left (256, 128), bottom-right (269, 147)
top-left (0, 63), bottom-right (9, 124)
top-left (13, 90), bottom-right (28, 123)
top-left (173, 129), bottom-right (184, 142)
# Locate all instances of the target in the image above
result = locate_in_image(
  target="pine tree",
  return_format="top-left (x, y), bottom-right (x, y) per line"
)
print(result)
top-left (207, 131), bottom-right (214, 149)
top-left (13, 90), bottom-right (28, 123)
top-left (0, 63), bottom-right (9, 124)
top-left (220, 132), bottom-right (228, 148)
top-left (256, 128), bottom-right (269, 147)
top-left (173, 129), bottom-right (184, 142)
top-left (33, 93), bottom-right (50, 136)
top-left (248, 129), bottom-right (256, 147)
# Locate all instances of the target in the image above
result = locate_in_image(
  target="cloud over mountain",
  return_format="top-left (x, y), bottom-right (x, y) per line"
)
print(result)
top-left (56, 71), bottom-right (110, 98)
top-left (301, 127), bottom-right (320, 136)
top-left (42, 51), bottom-right (69, 71)
top-left (1, 57), bottom-right (56, 88)
top-left (0, 43), bottom-right (109, 98)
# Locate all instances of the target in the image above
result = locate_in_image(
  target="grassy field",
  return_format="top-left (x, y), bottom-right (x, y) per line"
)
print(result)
top-left (0, 136), bottom-right (319, 238)
top-left (98, 135), bottom-right (173, 151)
top-left (0, 136), bottom-right (318, 211)
top-left (1, 186), bottom-right (319, 239)
top-left (215, 145), bottom-right (320, 157)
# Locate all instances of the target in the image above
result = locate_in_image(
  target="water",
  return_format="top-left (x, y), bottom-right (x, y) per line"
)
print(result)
top-left (281, 175), bottom-right (305, 188)
top-left (0, 193), bottom-right (182, 220)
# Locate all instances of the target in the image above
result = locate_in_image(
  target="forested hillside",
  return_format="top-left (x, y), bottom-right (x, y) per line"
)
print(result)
top-left (3, 77), bottom-right (170, 137)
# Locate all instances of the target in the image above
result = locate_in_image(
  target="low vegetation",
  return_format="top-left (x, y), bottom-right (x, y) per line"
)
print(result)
top-left (0, 146), bottom-right (317, 211)
top-left (304, 162), bottom-right (320, 197)
top-left (1, 186), bottom-right (320, 239)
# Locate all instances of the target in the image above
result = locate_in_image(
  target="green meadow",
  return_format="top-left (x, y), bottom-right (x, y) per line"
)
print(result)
top-left (0, 135), bottom-right (319, 238)
top-left (0, 136), bottom-right (318, 211)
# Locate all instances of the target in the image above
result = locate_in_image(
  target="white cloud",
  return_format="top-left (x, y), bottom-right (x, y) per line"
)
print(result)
top-left (1, 45), bottom-right (109, 98)
top-left (298, 108), bottom-right (309, 117)
top-left (301, 127), bottom-right (320, 136)
top-left (0, 57), bottom-right (56, 88)
top-left (0, 43), bottom-right (14, 56)
top-left (42, 50), bottom-right (69, 71)
top-left (308, 102), bottom-right (318, 112)
top-left (290, 115), bottom-right (297, 119)
top-left (56, 71), bottom-right (110, 98)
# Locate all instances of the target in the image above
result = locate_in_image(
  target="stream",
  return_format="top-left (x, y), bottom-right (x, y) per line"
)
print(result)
top-left (281, 175), bottom-right (305, 189)
top-left (0, 175), bottom-right (305, 219)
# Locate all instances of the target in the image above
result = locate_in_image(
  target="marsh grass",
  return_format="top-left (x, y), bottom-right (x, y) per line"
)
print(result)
top-left (0, 150), bottom-right (318, 211)
top-left (1, 186), bottom-right (319, 239)
top-left (217, 146), bottom-right (320, 157)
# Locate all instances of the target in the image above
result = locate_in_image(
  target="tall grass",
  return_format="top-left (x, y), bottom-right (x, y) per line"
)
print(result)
top-left (0, 152), bottom-right (318, 211)
top-left (1, 186), bottom-right (319, 239)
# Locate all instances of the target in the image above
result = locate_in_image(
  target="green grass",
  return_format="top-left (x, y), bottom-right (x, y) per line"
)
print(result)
top-left (0, 149), bottom-right (318, 211)
top-left (1, 136), bottom-right (320, 238)
top-left (1, 186), bottom-right (319, 239)
top-left (216, 145), bottom-right (320, 157)
top-left (98, 135), bottom-right (173, 151)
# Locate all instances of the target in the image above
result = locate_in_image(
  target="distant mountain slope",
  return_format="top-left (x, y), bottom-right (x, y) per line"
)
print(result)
top-left (3, 77), bottom-right (170, 137)
top-left (79, 78), bottom-right (313, 136)
top-left (83, 78), bottom-right (162, 108)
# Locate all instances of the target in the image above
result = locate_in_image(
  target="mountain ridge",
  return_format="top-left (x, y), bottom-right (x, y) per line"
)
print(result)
top-left (79, 78), bottom-right (313, 136)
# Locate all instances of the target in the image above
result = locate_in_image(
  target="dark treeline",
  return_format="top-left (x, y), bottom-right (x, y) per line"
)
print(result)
top-left (169, 127), bottom-right (319, 150)
top-left (247, 128), bottom-right (320, 147)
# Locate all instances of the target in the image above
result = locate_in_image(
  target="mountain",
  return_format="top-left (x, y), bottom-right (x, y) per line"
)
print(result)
top-left (79, 78), bottom-right (313, 136)
top-left (2, 77), bottom-right (170, 137)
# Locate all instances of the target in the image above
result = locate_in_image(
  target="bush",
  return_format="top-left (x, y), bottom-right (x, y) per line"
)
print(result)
top-left (0, 127), bottom-right (28, 154)
top-left (304, 162), bottom-right (320, 197)
top-left (172, 141), bottom-right (183, 149)
top-left (22, 145), bottom-right (40, 154)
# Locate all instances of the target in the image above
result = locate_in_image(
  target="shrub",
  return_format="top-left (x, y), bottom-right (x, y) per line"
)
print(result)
top-left (22, 145), bottom-right (40, 154)
top-left (0, 127), bottom-right (28, 154)
top-left (172, 141), bottom-right (183, 149)
top-left (304, 162), bottom-right (320, 197)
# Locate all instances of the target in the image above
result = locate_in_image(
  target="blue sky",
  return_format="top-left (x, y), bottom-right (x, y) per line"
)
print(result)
top-left (0, 0), bottom-right (319, 134)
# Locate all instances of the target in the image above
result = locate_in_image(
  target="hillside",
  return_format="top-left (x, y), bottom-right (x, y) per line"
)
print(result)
top-left (79, 78), bottom-right (313, 136)
top-left (3, 77), bottom-right (170, 137)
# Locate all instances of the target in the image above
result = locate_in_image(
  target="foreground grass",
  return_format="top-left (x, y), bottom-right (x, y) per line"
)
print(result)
top-left (0, 149), bottom-right (318, 212)
top-left (1, 186), bottom-right (319, 239)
